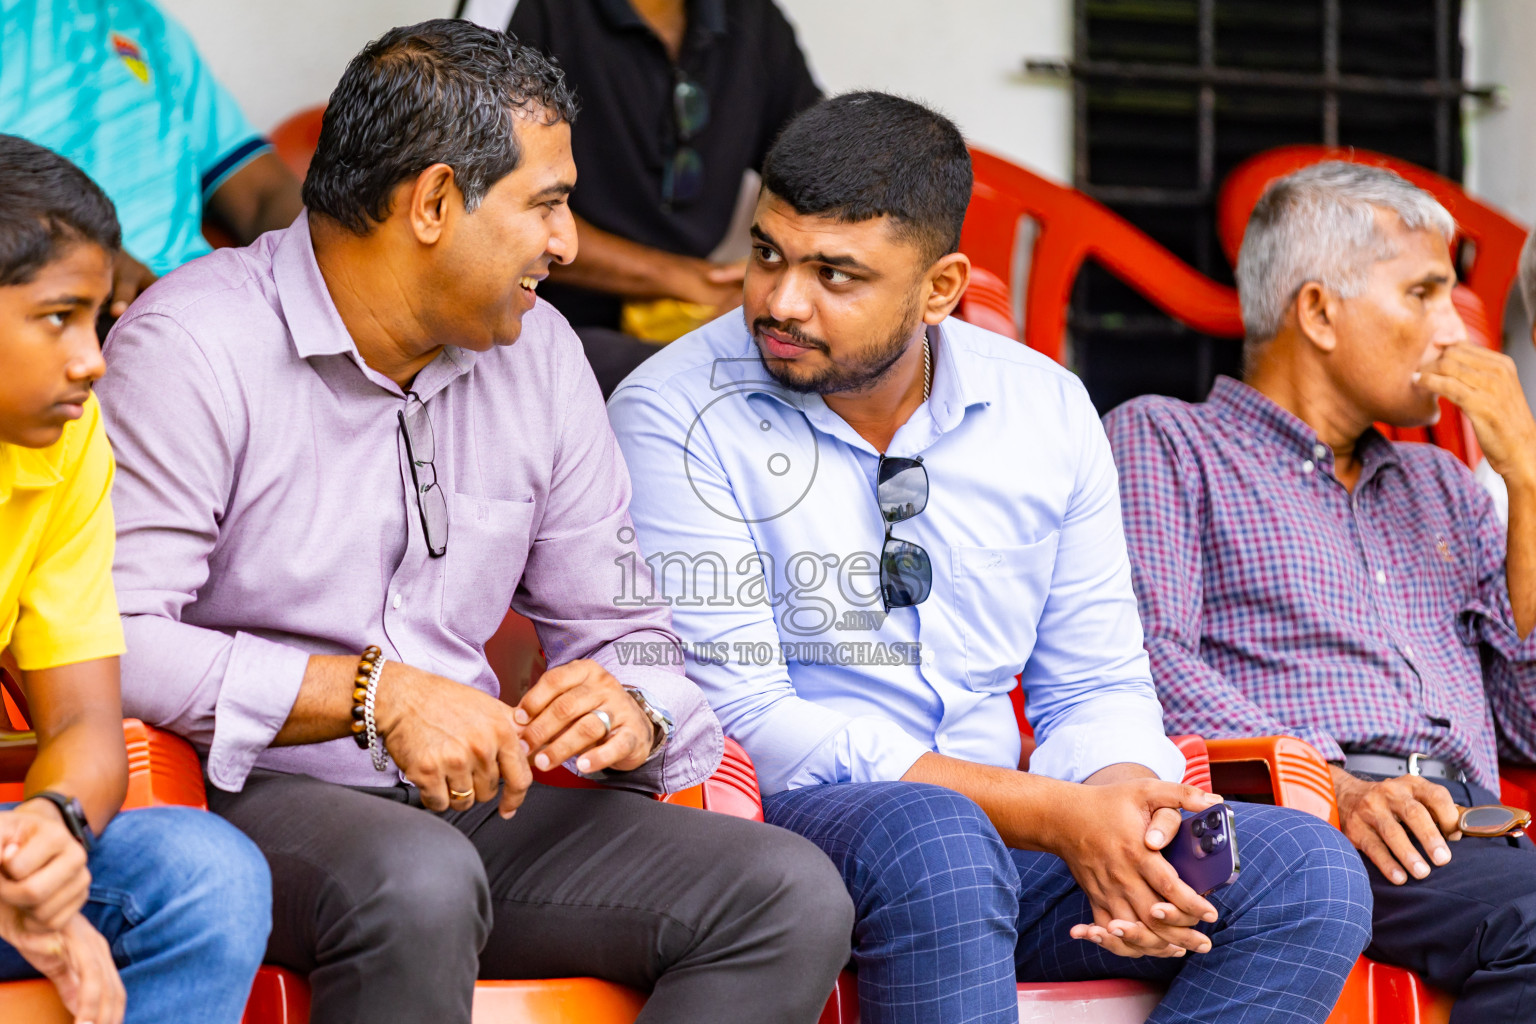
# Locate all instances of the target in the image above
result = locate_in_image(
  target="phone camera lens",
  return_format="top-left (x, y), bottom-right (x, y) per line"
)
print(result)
top-left (1199, 835), bottom-right (1216, 855)
top-left (1204, 810), bottom-right (1224, 829)
top-left (1191, 820), bottom-right (1206, 838)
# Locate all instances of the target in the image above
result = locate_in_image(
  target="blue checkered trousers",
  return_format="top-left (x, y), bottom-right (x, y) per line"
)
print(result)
top-left (766, 783), bottom-right (1371, 1024)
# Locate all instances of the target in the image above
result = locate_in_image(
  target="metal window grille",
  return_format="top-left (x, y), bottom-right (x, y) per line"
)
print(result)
top-left (1033, 0), bottom-right (1487, 411)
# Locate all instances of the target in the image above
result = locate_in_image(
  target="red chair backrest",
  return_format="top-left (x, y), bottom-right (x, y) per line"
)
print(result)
top-left (270, 105), bottom-right (326, 180)
top-left (958, 147), bottom-right (1243, 362)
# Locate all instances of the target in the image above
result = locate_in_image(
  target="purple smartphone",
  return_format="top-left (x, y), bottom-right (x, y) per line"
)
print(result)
top-left (1162, 804), bottom-right (1241, 895)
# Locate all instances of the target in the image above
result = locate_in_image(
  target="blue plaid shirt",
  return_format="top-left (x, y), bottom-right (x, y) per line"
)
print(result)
top-left (1104, 375), bottom-right (1536, 789)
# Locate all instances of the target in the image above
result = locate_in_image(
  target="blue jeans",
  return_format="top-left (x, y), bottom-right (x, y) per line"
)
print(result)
top-left (766, 782), bottom-right (1373, 1024)
top-left (0, 805), bottom-right (271, 1024)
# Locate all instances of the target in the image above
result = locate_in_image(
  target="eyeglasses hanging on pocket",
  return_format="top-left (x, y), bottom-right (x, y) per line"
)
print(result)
top-left (399, 392), bottom-right (449, 558)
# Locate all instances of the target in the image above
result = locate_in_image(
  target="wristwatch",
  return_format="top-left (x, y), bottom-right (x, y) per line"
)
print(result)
top-left (25, 791), bottom-right (95, 852)
top-left (623, 686), bottom-right (674, 759)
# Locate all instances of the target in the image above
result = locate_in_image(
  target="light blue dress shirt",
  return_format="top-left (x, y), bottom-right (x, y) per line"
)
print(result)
top-left (608, 312), bottom-right (1186, 795)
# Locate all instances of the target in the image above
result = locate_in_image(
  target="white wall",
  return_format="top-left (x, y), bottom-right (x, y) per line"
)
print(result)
top-left (156, 0), bottom-right (454, 133)
top-left (1463, 0), bottom-right (1536, 399)
top-left (1465, 1), bottom-right (1536, 231)
top-left (157, 0), bottom-right (1073, 184)
top-left (774, 0), bottom-right (1071, 183)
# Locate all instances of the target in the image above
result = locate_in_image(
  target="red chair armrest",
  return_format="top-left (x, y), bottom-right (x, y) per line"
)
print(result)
top-left (122, 721), bottom-right (208, 810)
top-left (1170, 735), bottom-right (1212, 793)
top-left (535, 736), bottom-right (766, 823)
top-left (1205, 736), bottom-right (1340, 828)
top-left (0, 721), bottom-right (207, 809)
top-left (661, 738), bottom-right (764, 822)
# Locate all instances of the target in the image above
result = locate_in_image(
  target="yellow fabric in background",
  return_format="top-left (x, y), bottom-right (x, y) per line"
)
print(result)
top-left (620, 298), bottom-right (718, 344)
top-left (0, 395), bottom-right (124, 670)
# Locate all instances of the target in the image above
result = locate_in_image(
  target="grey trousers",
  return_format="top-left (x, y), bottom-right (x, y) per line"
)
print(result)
top-left (208, 771), bottom-right (854, 1024)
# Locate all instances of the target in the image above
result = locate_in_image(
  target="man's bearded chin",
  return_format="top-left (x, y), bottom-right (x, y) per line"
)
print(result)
top-left (753, 303), bottom-right (924, 396)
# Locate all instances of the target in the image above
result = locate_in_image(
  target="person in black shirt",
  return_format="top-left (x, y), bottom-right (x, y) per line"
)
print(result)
top-left (469, 0), bottom-right (820, 394)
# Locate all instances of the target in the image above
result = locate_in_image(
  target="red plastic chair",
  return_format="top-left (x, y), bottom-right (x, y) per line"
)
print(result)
top-left (956, 147), bottom-right (1243, 362)
top-left (269, 105), bottom-right (326, 181)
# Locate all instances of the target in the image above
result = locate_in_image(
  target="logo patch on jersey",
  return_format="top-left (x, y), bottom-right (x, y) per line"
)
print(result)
top-left (110, 32), bottom-right (150, 84)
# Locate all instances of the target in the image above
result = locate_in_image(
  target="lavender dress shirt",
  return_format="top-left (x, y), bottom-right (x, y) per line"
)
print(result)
top-left (98, 215), bottom-right (722, 794)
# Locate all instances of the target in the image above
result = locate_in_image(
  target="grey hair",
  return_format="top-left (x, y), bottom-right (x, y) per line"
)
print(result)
top-left (1518, 228), bottom-right (1536, 328)
top-left (1235, 161), bottom-right (1455, 367)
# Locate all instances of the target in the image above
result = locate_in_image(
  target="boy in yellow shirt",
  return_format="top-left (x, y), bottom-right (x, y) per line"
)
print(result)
top-left (0, 134), bottom-right (269, 1024)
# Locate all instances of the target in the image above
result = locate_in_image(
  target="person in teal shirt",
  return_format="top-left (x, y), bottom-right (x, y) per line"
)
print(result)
top-left (0, 0), bottom-right (302, 318)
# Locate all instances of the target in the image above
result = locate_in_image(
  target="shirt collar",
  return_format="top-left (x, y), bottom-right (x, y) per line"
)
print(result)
top-left (1206, 375), bottom-right (1401, 475)
top-left (271, 213), bottom-right (479, 401)
top-left (272, 213), bottom-right (363, 361)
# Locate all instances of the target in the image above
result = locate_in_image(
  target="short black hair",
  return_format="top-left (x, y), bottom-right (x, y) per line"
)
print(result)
top-left (762, 92), bottom-right (972, 264)
top-left (0, 134), bottom-right (121, 287)
top-left (303, 19), bottom-right (579, 234)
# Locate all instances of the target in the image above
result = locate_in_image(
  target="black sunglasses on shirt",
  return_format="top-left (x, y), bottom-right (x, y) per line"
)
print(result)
top-left (662, 71), bottom-right (709, 208)
top-left (877, 456), bottom-right (931, 612)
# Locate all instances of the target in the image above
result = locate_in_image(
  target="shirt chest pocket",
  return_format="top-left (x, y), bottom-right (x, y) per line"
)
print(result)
top-left (441, 493), bottom-right (537, 645)
top-left (951, 534), bottom-right (1060, 691)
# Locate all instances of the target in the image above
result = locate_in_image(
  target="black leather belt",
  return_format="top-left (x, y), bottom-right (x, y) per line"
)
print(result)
top-left (1342, 752), bottom-right (1468, 783)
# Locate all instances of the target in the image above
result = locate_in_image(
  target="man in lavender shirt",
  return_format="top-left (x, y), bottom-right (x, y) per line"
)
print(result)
top-left (94, 20), bottom-right (851, 1024)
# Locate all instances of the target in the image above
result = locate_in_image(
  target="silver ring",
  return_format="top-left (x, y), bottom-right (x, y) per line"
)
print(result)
top-left (590, 708), bottom-right (613, 740)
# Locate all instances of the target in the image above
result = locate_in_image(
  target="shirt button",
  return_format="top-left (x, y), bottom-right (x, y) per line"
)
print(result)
top-left (1313, 444), bottom-right (1328, 459)
top-left (1301, 460), bottom-right (1315, 474)
top-left (391, 593), bottom-right (402, 610)
top-left (937, 731), bottom-right (950, 746)
top-left (1404, 644), bottom-right (1415, 659)
top-left (1374, 569), bottom-right (1386, 584)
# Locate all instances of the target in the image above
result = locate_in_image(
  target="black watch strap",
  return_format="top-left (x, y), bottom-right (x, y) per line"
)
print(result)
top-left (26, 791), bottom-right (95, 852)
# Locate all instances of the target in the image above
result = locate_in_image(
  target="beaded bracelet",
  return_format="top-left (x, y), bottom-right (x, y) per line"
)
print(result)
top-left (350, 645), bottom-right (389, 771)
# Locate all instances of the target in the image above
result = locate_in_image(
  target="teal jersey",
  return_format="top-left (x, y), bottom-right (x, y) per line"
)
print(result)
top-left (0, 0), bottom-right (270, 274)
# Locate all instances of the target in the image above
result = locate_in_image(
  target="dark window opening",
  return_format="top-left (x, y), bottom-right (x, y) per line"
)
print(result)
top-left (1058, 0), bottom-right (1470, 413)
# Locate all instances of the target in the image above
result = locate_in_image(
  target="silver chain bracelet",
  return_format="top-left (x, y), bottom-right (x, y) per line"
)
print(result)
top-left (363, 656), bottom-right (389, 772)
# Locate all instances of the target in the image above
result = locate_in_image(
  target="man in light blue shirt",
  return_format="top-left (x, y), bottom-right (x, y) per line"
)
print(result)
top-left (610, 92), bottom-right (1372, 1024)
top-left (0, 0), bottom-right (301, 316)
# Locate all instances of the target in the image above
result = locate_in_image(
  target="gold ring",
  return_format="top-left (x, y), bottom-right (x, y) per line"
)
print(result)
top-left (449, 788), bottom-right (474, 801)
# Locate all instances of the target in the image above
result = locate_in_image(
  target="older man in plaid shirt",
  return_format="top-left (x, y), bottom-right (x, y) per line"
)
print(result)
top-left (1106, 162), bottom-right (1536, 1021)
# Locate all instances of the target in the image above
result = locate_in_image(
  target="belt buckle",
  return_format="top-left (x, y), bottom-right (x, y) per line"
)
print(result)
top-left (1408, 752), bottom-right (1427, 777)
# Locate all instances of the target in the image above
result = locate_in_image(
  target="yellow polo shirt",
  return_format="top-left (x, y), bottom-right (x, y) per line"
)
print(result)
top-left (0, 395), bottom-right (125, 671)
